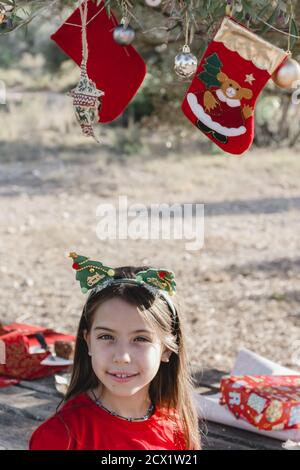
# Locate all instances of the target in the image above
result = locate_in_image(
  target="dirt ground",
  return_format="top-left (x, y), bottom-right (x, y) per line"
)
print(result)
top-left (0, 130), bottom-right (300, 374)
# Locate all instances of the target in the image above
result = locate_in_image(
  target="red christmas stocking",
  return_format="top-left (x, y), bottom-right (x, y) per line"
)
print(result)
top-left (181, 17), bottom-right (288, 155)
top-left (51, 0), bottom-right (146, 123)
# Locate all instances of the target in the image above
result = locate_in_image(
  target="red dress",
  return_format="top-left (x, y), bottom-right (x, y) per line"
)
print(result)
top-left (29, 393), bottom-right (186, 450)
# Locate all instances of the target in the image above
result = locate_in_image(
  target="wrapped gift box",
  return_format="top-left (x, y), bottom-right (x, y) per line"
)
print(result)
top-left (0, 323), bottom-right (75, 380)
top-left (0, 377), bottom-right (19, 388)
top-left (220, 375), bottom-right (300, 431)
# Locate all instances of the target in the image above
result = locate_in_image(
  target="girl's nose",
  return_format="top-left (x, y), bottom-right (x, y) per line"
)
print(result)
top-left (113, 349), bottom-right (131, 364)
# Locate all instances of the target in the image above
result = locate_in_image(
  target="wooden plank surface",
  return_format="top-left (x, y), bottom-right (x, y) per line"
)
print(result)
top-left (0, 410), bottom-right (38, 450)
top-left (201, 421), bottom-right (283, 450)
top-left (0, 384), bottom-right (60, 421)
top-left (0, 369), bottom-right (285, 450)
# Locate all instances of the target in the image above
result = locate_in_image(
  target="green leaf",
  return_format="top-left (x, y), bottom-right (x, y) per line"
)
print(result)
top-left (255, 3), bottom-right (273, 22)
top-left (259, 6), bottom-right (280, 34)
top-left (278, 1), bottom-right (287, 13)
top-left (104, 0), bottom-right (111, 18)
top-left (290, 17), bottom-right (299, 51)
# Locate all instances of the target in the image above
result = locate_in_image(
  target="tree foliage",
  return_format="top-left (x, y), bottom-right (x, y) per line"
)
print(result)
top-left (1, 1), bottom-right (300, 53)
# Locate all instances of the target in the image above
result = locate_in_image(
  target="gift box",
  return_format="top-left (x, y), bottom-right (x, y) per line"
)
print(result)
top-left (220, 375), bottom-right (300, 431)
top-left (0, 323), bottom-right (75, 380)
top-left (0, 377), bottom-right (19, 388)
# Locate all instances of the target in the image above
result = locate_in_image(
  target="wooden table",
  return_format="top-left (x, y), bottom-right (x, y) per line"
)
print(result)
top-left (0, 369), bottom-right (284, 450)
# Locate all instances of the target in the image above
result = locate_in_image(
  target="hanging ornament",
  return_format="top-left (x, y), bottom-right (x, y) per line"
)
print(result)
top-left (276, 10), bottom-right (289, 28)
top-left (113, 17), bottom-right (135, 45)
top-left (234, 0), bottom-right (243, 13)
top-left (68, 60), bottom-right (104, 142)
top-left (174, 11), bottom-right (197, 79)
top-left (0, 2), bottom-right (14, 28)
top-left (225, 0), bottom-right (233, 17)
top-left (174, 45), bottom-right (197, 78)
top-left (68, 0), bottom-right (104, 143)
top-left (272, 3), bottom-right (300, 89)
top-left (145, 0), bottom-right (162, 6)
top-left (113, 1), bottom-right (135, 46)
top-left (181, 16), bottom-right (288, 155)
top-left (272, 58), bottom-right (300, 89)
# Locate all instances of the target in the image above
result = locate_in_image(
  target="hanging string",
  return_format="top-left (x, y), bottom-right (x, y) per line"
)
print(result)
top-left (189, 0), bottom-right (196, 45)
top-left (287, 1), bottom-right (293, 52)
top-left (120, 0), bottom-right (128, 24)
top-left (75, 0), bottom-right (131, 59)
top-left (78, 0), bottom-right (89, 65)
top-left (65, 0), bottom-right (106, 28)
top-left (184, 11), bottom-right (189, 46)
top-left (257, 16), bottom-right (300, 40)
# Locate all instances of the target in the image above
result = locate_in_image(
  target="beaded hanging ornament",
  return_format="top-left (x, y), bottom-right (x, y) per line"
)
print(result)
top-left (68, 0), bottom-right (104, 143)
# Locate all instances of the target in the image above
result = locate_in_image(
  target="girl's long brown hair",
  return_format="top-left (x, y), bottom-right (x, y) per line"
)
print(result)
top-left (64, 265), bottom-right (201, 450)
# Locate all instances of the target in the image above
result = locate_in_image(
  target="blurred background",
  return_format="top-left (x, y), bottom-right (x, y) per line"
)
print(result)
top-left (0, 0), bottom-right (300, 374)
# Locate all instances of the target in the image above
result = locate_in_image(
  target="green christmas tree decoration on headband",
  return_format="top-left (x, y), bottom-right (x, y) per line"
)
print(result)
top-left (135, 269), bottom-right (176, 297)
top-left (69, 252), bottom-right (115, 294)
top-left (69, 253), bottom-right (176, 296)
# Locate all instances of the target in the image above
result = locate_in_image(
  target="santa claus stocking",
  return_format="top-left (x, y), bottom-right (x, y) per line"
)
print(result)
top-left (181, 17), bottom-right (288, 155)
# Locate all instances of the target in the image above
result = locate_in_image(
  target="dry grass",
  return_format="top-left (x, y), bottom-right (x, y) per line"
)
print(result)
top-left (0, 92), bottom-right (300, 375)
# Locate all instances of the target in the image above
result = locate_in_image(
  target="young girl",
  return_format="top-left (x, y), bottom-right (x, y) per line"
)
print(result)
top-left (29, 253), bottom-right (201, 450)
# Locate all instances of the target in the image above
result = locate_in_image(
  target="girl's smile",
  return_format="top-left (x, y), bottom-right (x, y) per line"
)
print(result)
top-left (106, 372), bottom-right (139, 383)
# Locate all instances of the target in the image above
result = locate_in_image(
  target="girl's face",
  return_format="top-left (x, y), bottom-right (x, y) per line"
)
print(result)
top-left (84, 297), bottom-right (170, 398)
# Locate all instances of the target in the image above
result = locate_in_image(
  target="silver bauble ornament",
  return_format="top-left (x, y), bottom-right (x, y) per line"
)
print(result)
top-left (174, 45), bottom-right (197, 79)
top-left (113, 21), bottom-right (135, 46)
top-left (145, 0), bottom-right (162, 6)
top-left (272, 58), bottom-right (300, 89)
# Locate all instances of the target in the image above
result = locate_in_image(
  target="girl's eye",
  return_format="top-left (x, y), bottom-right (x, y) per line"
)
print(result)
top-left (96, 335), bottom-right (150, 342)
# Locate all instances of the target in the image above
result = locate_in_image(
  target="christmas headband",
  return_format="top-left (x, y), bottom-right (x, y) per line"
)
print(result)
top-left (69, 252), bottom-right (177, 324)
